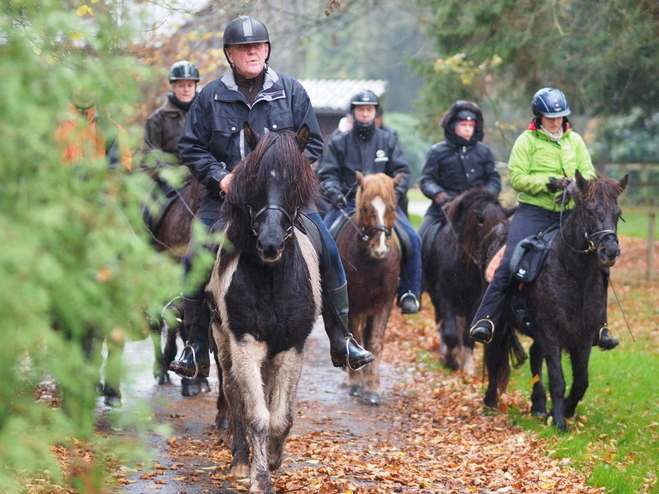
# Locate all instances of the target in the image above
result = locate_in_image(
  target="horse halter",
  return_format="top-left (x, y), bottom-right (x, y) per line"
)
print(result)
top-left (560, 204), bottom-right (619, 254)
top-left (248, 204), bottom-right (298, 239)
top-left (360, 224), bottom-right (392, 243)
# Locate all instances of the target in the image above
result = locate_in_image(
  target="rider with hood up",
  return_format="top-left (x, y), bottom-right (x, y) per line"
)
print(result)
top-left (417, 100), bottom-right (501, 239)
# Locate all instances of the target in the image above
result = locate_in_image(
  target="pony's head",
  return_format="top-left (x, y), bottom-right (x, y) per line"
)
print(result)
top-left (225, 124), bottom-right (319, 262)
top-left (572, 170), bottom-right (628, 267)
top-left (444, 188), bottom-right (515, 264)
top-left (354, 171), bottom-right (402, 259)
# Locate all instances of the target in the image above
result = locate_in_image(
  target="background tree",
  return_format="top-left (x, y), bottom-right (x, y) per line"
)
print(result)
top-left (0, 0), bottom-right (181, 491)
top-left (414, 0), bottom-right (659, 158)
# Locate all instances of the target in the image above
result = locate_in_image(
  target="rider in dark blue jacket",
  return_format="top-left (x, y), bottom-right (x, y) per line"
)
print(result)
top-left (171, 16), bottom-right (373, 379)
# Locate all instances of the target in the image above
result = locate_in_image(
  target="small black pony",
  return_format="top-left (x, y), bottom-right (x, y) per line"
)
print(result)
top-left (206, 124), bottom-right (322, 493)
top-left (421, 189), bottom-right (513, 373)
top-left (483, 172), bottom-right (628, 432)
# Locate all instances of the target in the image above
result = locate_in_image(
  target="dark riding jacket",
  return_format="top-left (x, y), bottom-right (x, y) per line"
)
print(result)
top-left (316, 126), bottom-right (410, 202)
top-left (419, 101), bottom-right (501, 220)
top-left (179, 67), bottom-right (324, 221)
top-left (143, 94), bottom-right (188, 168)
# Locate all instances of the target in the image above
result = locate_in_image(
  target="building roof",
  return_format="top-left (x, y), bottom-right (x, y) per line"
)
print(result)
top-left (298, 79), bottom-right (388, 112)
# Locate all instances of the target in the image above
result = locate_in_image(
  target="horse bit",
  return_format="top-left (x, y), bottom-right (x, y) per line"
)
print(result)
top-left (248, 204), bottom-right (299, 239)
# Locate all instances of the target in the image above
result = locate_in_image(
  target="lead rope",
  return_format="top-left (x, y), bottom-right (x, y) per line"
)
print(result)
top-left (608, 277), bottom-right (636, 342)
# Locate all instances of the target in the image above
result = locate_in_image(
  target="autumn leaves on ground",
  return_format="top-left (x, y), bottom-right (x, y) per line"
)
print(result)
top-left (47, 236), bottom-right (657, 494)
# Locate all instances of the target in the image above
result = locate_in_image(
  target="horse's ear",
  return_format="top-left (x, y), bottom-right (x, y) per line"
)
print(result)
top-left (356, 170), bottom-right (365, 185)
top-left (575, 169), bottom-right (589, 193)
top-left (243, 122), bottom-right (259, 151)
top-left (393, 172), bottom-right (404, 186)
top-left (296, 124), bottom-right (310, 152)
top-left (618, 174), bottom-right (629, 192)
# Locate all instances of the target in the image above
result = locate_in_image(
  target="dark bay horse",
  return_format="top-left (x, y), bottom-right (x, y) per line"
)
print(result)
top-left (421, 189), bottom-right (514, 373)
top-left (337, 171), bottom-right (402, 405)
top-left (484, 172), bottom-right (628, 432)
top-left (206, 124), bottom-right (322, 493)
top-left (145, 177), bottom-right (213, 397)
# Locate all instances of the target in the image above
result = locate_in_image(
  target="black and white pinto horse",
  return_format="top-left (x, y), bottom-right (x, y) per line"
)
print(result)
top-left (206, 124), bottom-right (322, 493)
top-left (484, 172), bottom-right (628, 432)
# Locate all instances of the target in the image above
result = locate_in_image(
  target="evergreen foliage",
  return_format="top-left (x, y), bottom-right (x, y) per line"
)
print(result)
top-left (0, 0), bottom-right (180, 490)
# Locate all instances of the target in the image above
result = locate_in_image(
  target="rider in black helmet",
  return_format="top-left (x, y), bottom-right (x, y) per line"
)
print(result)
top-left (468, 87), bottom-right (619, 350)
top-left (316, 89), bottom-right (423, 315)
top-left (171, 16), bottom-right (373, 379)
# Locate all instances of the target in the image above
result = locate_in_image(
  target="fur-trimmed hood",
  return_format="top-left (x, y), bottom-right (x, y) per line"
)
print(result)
top-left (439, 100), bottom-right (485, 144)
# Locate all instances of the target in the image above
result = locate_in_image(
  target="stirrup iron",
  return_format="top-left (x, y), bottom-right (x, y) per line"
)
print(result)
top-left (344, 333), bottom-right (369, 372)
top-left (177, 343), bottom-right (200, 380)
top-left (469, 318), bottom-right (495, 344)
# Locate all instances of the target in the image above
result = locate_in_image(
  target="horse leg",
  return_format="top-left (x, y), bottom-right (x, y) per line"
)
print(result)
top-left (564, 346), bottom-right (592, 418)
top-left (544, 347), bottom-right (568, 432)
top-left (266, 349), bottom-right (303, 470)
top-left (360, 309), bottom-right (390, 406)
top-left (529, 341), bottom-right (547, 416)
top-left (346, 314), bottom-right (367, 397)
top-left (483, 324), bottom-right (510, 409)
top-left (102, 334), bottom-right (124, 408)
top-left (227, 337), bottom-right (274, 494)
top-left (457, 316), bottom-right (475, 375)
top-left (215, 351), bottom-right (230, 430)
top-left (150, 325), bottom-right (170, 385)
top-left (438, 303), bottom-right (460, 371)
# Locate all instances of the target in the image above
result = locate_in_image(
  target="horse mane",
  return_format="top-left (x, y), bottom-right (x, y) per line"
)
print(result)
top-left (220, 129), bottom-right (320, 252)
top-left (445, 187), bottom-right (499, 263)
top-left (355, 173), bottom-right (397, 223)
top-left (581, 173), bottom-right (625, 205)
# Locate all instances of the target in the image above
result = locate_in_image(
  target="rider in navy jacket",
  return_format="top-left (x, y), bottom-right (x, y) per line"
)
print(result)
top-left (171, 16), bottom-right (373, 379)
top-left (417, 100), bottom-right (501, 238)
top-left (316, 89), bottom-right (422, 315)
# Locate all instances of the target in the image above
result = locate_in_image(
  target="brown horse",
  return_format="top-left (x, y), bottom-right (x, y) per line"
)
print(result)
top-left (336, 171), bottom-right (402, 405)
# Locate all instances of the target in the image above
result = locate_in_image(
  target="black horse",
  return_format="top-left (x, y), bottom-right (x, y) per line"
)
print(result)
top-left (483, 172), bottom-right (628, 432)
top-left (421, 189), bottom-right (514, 373)
top-left (206, 124), bottom-right (322, 493)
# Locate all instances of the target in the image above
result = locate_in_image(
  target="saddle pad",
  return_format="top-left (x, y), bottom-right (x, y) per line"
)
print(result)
top-left (485, 245), bottom-right (506, 283)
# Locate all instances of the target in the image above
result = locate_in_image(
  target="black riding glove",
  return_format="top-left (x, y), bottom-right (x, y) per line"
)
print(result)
top-left (325, 188), bottom-right (347, 209)
top-left (546, 177), bottom-right (572, 193)
top-left (555, 180), bottom-right (578, 205)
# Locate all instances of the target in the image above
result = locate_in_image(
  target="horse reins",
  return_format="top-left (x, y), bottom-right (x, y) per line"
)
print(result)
top-left (558, 188), bottom-right (618, 254)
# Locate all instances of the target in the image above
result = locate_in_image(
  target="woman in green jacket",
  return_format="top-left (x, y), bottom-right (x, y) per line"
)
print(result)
top-left (468, 87), bottom-right (618, 350)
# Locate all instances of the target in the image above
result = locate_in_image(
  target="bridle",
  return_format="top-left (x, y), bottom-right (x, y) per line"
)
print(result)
top-left (248, 204), bottom-right (298, 240)
top-left (360, 224), bottom-right (392, 243)
top-left (559, 189), bottom-right (618, 254)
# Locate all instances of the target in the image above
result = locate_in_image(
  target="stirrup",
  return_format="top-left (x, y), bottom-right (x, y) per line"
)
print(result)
top-left (469, 318), bottom-right (495, 344)
top-left (344, 333), bottom-right (373, 372)
top-left (597, 325), bottom-right (619, 351)
top-left (176, 343), bottom-right (201, 379)
top-left (399, 292), bottom-right (420, 314)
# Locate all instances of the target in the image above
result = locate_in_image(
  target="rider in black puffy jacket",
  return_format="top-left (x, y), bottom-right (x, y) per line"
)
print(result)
top-left (417, 100), bottom-right (501, 239)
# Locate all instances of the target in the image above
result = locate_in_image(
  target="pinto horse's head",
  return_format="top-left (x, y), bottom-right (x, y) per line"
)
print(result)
top-left (573, 171), bottom-right (628, 268)
top-left (227, 123), bottom-right (319, 263)
top-left (354, 171), bottom-right (403, 259)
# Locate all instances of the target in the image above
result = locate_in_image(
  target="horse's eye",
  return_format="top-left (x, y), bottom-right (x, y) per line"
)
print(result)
top-left (361, 207), bottom-right (368, 214)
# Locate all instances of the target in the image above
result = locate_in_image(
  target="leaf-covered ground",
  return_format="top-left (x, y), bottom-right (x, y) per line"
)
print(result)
top-left (38, 236), bottom-right (658, 493)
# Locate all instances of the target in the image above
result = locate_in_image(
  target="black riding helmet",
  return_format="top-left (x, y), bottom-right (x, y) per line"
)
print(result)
top-left (169, 60), bottom-right (200, 83)
top-left (223, 16), bottom-right (271, 64)
top-left (350, 89), bottom-right (380, 115)
top-left (532, 87), bottom-right (570, 131)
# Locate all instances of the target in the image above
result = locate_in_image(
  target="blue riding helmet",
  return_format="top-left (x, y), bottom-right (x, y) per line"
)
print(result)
top-left (532, 87), bottom-right (571, 118)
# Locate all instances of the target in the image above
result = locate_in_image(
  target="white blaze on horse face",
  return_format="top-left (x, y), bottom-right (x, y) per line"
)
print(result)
top-left (371, 195), bottom-right (389, 258)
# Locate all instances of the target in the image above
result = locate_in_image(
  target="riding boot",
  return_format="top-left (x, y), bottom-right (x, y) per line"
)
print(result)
top-left (169, 296), bottom-right (211, 378)
top-left (324, 284), bottom-right (374, 370)
top-left (469, 318), bottom-right (496, 344)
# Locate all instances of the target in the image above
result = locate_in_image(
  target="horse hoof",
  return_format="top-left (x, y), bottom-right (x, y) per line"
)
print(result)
top-left (230, 463), bottom-right (250, 478)
top-left (156, 372), bottom-right (170, 385)
top-left (362, 392), bottom-right (380, 406)
top-left (348, 385), bottom-right (362, 396)
top-left (104, 395), bottom-right (122, 408)
top-left (198, 378), bottom-right (211, 393)
top-left (531, 407), bottom-right (547, 417)
top-left (180, 380), bottom-right (200, 397)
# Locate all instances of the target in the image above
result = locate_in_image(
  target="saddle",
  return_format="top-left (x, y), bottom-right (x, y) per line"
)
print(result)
top-left (328, 210), bottom-right (411, 264)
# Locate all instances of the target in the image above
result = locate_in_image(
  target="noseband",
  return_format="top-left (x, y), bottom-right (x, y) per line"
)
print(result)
top-left (561, 205), bottom-right (619, 254)
top-left (248, 204), bottom-right (298, 240)
top-left (360, 225), bottom-right (392, 243)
